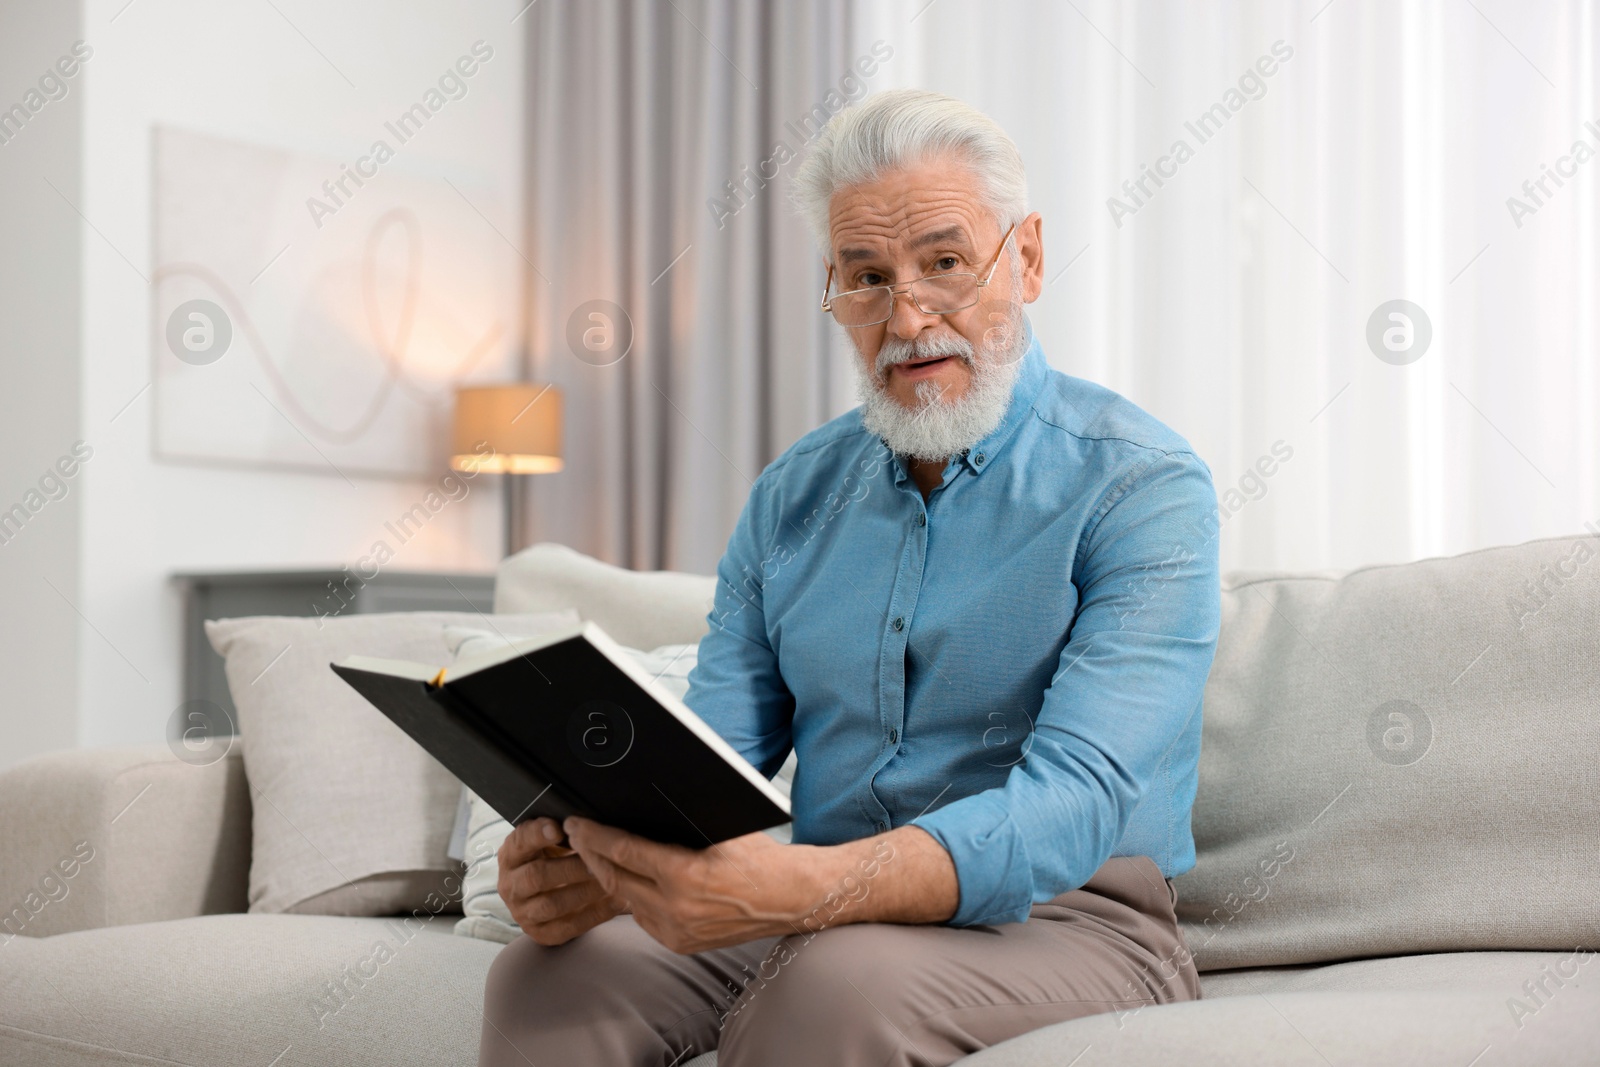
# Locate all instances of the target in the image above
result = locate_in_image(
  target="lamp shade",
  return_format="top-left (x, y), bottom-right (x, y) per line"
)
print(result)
top-left (450, 383), bottom-right (564, 474)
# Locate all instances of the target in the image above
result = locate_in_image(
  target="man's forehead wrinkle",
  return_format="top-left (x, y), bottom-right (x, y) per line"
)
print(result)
top-left (829, 197), bottom-right (987, 263)
top-left (912, 224), bottom-right (972, 249)
top-left (833, 196), bottom-right (983, 234)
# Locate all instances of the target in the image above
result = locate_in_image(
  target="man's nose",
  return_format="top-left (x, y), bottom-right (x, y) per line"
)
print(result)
top-left (885, 287), bottom-right (940, 340)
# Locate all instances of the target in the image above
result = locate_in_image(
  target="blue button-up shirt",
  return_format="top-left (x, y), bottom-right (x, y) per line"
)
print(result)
top-left (684, 320), bottom-right (1221, 926)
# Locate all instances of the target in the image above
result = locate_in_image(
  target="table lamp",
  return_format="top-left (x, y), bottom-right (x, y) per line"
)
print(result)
top-left (450, 383), bottom-right (564, 557)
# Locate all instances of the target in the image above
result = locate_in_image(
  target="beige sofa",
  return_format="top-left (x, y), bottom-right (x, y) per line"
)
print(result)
top-left (3, 537), bottom-right (1596, 1066)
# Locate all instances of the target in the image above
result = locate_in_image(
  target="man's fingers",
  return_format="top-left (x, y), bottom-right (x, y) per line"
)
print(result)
top-left (583, 848), bottom-right (662, 912)
top-left (526, 897), bottom-right (621, 947)
top-left (515, 877), bottom-right (612, 925)
top-left (500, 852), bottom-right (594, 902)
top-left (566, 816), bottom-right (680, 881)
top-left (499, 817), bottom-right (566, 868)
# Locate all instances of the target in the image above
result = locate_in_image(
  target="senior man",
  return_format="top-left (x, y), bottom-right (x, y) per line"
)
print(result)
top-left (480, 89), bottom-right (1220, 1067)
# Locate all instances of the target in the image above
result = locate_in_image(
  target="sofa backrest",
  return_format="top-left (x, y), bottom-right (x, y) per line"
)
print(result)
top-left (495, 542), bottom-right (717, 649)
top-left (1175, 532), bottom-right (1600, 969)
top-left (499, 536), bottom-right (1600, 970)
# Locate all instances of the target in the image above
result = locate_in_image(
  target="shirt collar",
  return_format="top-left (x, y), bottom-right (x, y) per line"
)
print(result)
top-left (882, 315), bottom-right (1049, 485)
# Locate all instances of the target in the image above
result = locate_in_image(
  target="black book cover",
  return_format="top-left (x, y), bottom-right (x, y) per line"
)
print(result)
top-left (332, 623), bottom-right (791, 848)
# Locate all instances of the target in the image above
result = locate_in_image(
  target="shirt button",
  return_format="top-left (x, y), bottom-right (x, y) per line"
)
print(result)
top-left (888, 727), bottom-right (898, 744)
top-left (876, 820), bottom-right (889, 832)
top-left (891, 616), bottom-right (905, 631)
top-left (916, 512), bottom-right (926, 527)
top-left (974, 452), bottom-right (986, 465)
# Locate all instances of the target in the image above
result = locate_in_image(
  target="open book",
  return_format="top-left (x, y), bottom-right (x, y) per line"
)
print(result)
top-left (331, 621), bottom-right (791, 848)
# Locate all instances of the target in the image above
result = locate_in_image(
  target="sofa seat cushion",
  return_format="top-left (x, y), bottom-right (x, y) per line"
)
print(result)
top-left (955, 950), bottom-right (1599, 1067)
top-left (682, 952), bottom-right (1599, 1067)
top-left (0, 914), bottom-right (502, 1067)
top-left (5, 922), bottom-right (1594, 1067)
top-left (1197, 948), bottom-right (1598, 999)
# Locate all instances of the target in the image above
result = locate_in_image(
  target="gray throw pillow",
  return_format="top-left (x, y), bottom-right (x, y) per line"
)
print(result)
top-left (1174, 534), bottom-right (1600, 970)
top-left (205, 609), bottom-right (578, 916)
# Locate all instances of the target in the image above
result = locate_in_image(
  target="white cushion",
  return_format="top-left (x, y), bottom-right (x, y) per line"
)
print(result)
top-left (205, 610), bottom-right (577, 915)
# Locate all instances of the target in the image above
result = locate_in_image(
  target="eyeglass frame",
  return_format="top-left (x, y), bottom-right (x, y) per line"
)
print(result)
top-left (819, 222), bottom-right (1019, 328)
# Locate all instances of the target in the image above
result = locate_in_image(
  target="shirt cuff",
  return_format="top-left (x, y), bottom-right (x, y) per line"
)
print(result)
top-left (910, 792), bottom-right (1035, 927)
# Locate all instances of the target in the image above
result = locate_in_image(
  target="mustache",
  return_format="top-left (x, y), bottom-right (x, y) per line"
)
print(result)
top-left (874, 333), bottom-right (975, 378)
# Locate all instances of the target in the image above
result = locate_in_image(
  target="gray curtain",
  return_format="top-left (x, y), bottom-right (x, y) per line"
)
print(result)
top-left (519, 0), bottom-right (853, 575)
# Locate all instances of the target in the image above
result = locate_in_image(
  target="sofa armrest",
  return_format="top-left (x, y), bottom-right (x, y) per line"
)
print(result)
top-left (0, 744), bottom-right (250, 939)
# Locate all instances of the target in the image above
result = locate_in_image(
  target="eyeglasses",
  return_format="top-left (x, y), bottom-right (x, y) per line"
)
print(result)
top-left (819, 223), bottom-right (1017, 328)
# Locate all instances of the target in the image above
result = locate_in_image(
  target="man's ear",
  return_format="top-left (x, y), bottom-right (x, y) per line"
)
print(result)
top-left (1016, 211), bottom-right (1045, 304)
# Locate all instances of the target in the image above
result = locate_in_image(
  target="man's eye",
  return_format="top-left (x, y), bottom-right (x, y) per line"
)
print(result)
top-left (857, 272), bottom-right (887, 287)
top-left (934, 256), bottom-right (959, 272)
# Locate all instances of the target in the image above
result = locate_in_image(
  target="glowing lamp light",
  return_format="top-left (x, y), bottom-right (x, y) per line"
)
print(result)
top-left (450, 383), bottom-right (564, 555)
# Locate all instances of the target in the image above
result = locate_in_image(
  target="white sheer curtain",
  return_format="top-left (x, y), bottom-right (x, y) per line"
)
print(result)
top-left (848, 0), bottom-right (1598, 572)
top-left (523, 0), bottom-right (1596, 574)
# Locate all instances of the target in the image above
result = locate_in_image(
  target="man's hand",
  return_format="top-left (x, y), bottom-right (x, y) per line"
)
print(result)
top-left (565, 816), bottom-right (959, 954)
top-left (497, 816), bottom-right (629, 946)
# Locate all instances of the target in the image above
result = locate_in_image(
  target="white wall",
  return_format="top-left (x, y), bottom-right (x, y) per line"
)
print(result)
top-left (66, 0), bottom-right (526, 756)
top-left (0, 1), bottom-right (85, 769)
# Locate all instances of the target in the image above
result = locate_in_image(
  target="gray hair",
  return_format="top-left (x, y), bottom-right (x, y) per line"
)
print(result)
top-left (792, 88), bottom-right (1029, 255)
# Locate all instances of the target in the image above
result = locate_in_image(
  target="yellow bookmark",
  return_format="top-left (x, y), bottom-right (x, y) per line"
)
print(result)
top-left (429, 668), bottom-right (449, 688)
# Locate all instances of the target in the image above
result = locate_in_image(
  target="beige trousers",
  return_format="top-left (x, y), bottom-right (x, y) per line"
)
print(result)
top-left (478, 855), bottom-right (1200, 1067)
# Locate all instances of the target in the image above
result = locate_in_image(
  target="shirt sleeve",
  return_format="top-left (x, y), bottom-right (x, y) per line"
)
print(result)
top-left (682, 470), bottom-right (796, 780)
top-left (910, 451), bottom-right (1222, 926)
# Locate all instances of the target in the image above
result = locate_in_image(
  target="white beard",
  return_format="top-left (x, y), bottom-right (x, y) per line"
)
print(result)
top-left (853, 301), bottom-right (1027, 464)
